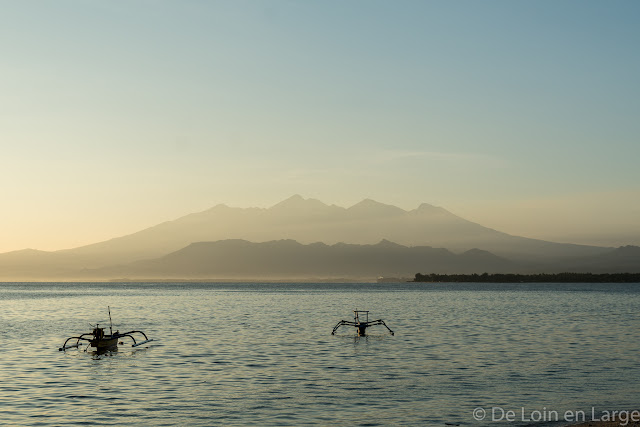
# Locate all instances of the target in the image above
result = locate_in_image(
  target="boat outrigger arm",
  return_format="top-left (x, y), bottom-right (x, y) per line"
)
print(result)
top-left (331, 310), bottom-right (394, 336)
top-left (59, 328), bottom-right (154, 351)
top-left (59, 307), bottom-right (154, 351)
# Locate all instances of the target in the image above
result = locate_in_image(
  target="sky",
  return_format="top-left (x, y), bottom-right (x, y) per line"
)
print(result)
top-left (1, 0), bottom-right (639, 253)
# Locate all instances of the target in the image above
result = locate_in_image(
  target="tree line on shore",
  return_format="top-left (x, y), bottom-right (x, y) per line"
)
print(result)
top-left (414, 272), bottom-right (640, 283)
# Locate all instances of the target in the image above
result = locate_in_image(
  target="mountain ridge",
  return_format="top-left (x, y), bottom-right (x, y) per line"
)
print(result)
top-left (0, 195), bottom-right (624, 280)
top-left (87, 239), bottom-right (518, 281)
top-left (0, 239), bottom-right (637, 282)
top-left (82, 239), bottom-right (640, 281)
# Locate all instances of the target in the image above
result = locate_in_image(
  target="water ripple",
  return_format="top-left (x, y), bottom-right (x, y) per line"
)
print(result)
top-left (0, 282), bottom-right (638, 425)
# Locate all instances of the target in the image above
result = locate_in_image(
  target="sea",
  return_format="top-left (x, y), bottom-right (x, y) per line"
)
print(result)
top-left (1, 282), bottom-right (639, 426)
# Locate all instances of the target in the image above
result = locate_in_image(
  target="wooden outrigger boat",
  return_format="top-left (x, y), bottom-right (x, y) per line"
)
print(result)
top-left (59, 307), bottom-right (154, 352)
top-left (331, 309), bottom-right (394, 336)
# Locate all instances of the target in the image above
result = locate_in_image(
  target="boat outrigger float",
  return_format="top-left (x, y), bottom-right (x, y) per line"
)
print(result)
top-left (59, 307), bottom-right (154, 352)
top-left (331, 310), bottom-right (394, 336)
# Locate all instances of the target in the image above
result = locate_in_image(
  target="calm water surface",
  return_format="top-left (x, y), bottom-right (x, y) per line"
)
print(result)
top-left (1, 282), bottom-right (639, 426)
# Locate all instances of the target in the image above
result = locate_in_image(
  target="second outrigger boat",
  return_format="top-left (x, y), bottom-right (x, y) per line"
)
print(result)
top-left (59, 307), bottom-right (154, 352)
top-left (332, 309), bottom-right (394, 336)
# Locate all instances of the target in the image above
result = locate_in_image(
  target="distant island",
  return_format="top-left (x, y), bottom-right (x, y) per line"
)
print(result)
top-left (414, 272), bottom-right (640, 283)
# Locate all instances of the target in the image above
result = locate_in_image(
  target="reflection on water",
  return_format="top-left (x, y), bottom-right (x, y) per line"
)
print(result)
top-left (0, 282), bottom-right (639, 426)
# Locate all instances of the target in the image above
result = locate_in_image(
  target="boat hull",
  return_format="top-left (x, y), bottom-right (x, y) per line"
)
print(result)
top-left (90, 336), bottom-right (119, 351)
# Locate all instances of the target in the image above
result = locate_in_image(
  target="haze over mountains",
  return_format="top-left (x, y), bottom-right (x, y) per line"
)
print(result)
top-left (60, 195), bottom-right (608, 262)
top-left (1, 195), bottom-right (637, 281)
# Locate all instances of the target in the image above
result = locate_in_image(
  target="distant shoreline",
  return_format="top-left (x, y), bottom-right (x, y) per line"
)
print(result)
top-left (1, 274), bottom-right (639, 284)
top-left (414, 272), bottom-right (640, 283)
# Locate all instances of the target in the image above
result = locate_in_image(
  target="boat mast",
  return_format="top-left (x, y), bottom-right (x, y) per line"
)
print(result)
top-left (108, 306), bottom-right (113, 335)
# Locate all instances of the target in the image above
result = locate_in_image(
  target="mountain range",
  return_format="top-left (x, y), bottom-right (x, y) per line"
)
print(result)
top-left (89, 240), bottom-right (516, 281)
top-left (1, 195), bottom-right (637, 281)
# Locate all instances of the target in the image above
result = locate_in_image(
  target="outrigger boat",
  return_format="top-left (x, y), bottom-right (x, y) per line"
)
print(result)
top-left (59, 307), bottom-right (154, 352)
top-left (331, 309), bottom-right (394, 336)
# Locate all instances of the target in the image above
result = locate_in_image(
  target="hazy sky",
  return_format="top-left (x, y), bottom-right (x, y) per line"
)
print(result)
top-left (2, 1), bottom-right (639, 252)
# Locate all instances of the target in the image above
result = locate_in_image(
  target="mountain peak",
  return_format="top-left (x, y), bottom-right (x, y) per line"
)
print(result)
top-left (9, 248), bottom-right (52, 256)
top-left (413, 203), bottom-right (449, 215)
top-left (348, 199), bottom-right (406, 215)
top-left (284, 194), bottom-right (304, 203)
top-left (375, 239), bottom-right (406, 249)
top-left (270, 195), bottom-right (330, 210)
